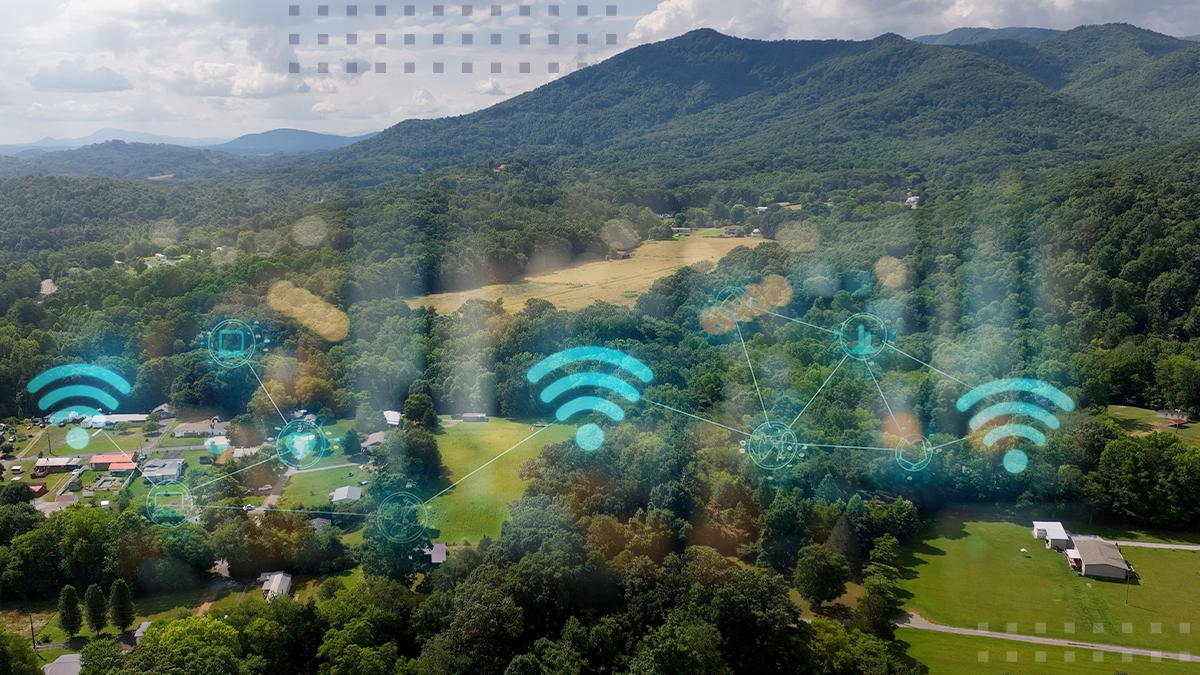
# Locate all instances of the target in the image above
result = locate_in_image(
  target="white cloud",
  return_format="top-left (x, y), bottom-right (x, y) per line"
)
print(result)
top-left (30, 60), bottom-right (133, 92)
top-left (158, 61), bottom-right (308, 98)
top-left (413, 88), bottom-right (437, 105)
top-left (473, 78), bottom-right (505, 95)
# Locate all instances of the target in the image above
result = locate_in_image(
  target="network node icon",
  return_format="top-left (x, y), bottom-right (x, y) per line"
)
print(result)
top-left (746, 421), bottom-right (802, 470)
top-left (203, 319), bottom-right (259, 368)
top-left (276, 419), bottom-right (326, 469)
top-left (145, 481), bottom-right (198, 528)
top-left (895, 434), bottom-right (933, 472)
top-left (838, 313), bottom-right (889, 361)
top-left (376, 491), bottom-right (430, 543)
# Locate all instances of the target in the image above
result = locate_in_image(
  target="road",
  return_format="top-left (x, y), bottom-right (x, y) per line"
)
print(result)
top-left (1112, 541), bottom-right (1200, 551)
top-left (897, 612), bottom-right (1198, 662)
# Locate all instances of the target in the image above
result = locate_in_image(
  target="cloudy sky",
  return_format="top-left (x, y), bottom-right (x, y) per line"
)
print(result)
top-left (0, 0), bottom-right (1196, 143)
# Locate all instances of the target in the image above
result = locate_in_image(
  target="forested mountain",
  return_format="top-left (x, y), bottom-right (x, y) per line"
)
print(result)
top-left (0, 127), bottom-right (230, 156)
top-left (913, 26), bottom-right (1060, 45)
top-left (202, 128), bottom-right (380, 155)
top-left (0, 140), bottom-right (273, 180)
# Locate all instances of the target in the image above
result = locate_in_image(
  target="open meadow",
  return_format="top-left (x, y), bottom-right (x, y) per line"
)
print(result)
top-left (899, 508), bottom-right (1200, 654)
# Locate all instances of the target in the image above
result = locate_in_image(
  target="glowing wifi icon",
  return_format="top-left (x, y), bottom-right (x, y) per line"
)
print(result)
top-left (956, 378), bottom-right (1074, 474)
top-left (527, 347), bottom-right (654, 451)
top-left (26, 365), bottom-right (132, 450)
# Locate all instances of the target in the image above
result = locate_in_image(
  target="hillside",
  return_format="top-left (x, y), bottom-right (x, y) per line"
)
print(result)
top-left (913, 26), bottom-right (1060, 45)
top-left (202, 128), bottom-right (379, 155)
top-left (242, 29), bottom-right (1149, 193)
top-left (0, 140), bottom-right (271, 180)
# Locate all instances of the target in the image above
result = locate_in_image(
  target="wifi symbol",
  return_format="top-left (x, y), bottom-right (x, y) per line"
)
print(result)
top-left (26, 365), bottom-right (132, 450)
top-left (527, 347), bottom-right (654, 451)
top-left (956, 378), bottom-right (1074, 473)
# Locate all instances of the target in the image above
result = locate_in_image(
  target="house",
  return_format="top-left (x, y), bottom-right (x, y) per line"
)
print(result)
top-left (424, 542), bottom-right (447, 564)
top-left (109, 463), bottom-right (137, 476)
top-left (134, 620), bottom-right (152, 644)
top-left (152, 403), bottom-right (175, 417)
top-left (172, 418), bottom-right (228, 438)
top-left (383, 410), bottom-right (403, 427)
top-left (671, 226), bottom-right (694, 234)
top-left (28, 482), bottom-right (47, 497)
top-left (233, 446), bottom-right (262, 460)
top-left (34, 457), bottom-right (82, 473)
top-left (143, 458), bottom-right (184, 484)
top-left (755, 206), bottom-right (770, 213)
top-left (1067, 539), bottom-right (1131, 580)
top-left (905, 195), bottom-right (921, 208)
top-left (749, 228), bottom-right (763, 237)
top-left (723, 226), bottom-right (739, 236)
top-left (656, 213), bottom-right (674, 219)
top-left (362, 431), bottom-right (387, 451)
top-left (96, 414), bottom-right (148, 427)
top-left (260, 571), bottom-right (292, 600)
top-left (1032, 521), bottom-right (1071, 551)
top-left (311, 518), bottom-right (332, 534)
top-left (614, 251), bottom-right (631, 260)
top-left (461, 413), bottom-right (488, 423)
top-left (43, 653), bottom-right (82, 675)
top-left (330, 486), bottom-right (362, 503)
top-left (90, 453), bottom-right (137, 471)
top-left (66, 476), bottom-right (83, 491)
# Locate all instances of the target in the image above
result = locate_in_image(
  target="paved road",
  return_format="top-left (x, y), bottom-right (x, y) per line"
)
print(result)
top-left (1113, 541), bottom-right (1200, 551)
top-left (897, 613), bottom-right (1198, 662)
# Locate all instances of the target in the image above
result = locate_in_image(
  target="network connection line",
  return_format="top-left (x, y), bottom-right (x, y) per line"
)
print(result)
top-left (249, 364), bottom-right (290, 424)
top-left (803, 442), bottom-right (896, 452)
top-left (99, 430), bottom-right (150, 481)
top-left (757, 309), bottom-right (842, 336)
top-left (886, 342), bottom-right (971, 388)
top-left (789, 354), bottom-right (848, 429)
top-left (424, 424), bottom-right (552, 504)
top-left (641, 398), bottom-right (750, 436)
top-left (197, 503), bottom-right (370, 517)
top-left (928, 437), bottom-right (972, 451)
top-left (735, 322), bottom-right (769, 421)
top-left (865, 360), bottom-right (901, 434)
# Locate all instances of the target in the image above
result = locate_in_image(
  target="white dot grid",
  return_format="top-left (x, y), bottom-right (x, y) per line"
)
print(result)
top-left (977, 651), bottom-right (987, 662)
top-left (1093, 651), bottom-right (1103, 662)
top-left (1035, 651), bottom-right (1046, 662)
top-left (1064, 651), bottom-right (1075, 662)
top-left (1006, 623), bottom-right (1017, 633)
top-left (1006, 651), bottom-right (1017, 662)
top-left (286, 4), bottom-right (623, 75)
top-left (1123, 652), bottom-right (1133, 662)
top-left (347, 62), bottom-right (358, 73)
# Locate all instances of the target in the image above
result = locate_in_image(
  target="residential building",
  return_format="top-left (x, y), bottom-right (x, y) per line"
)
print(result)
top-left (723, 226), bottom-right (739, 236)
top-left (330, 486), bottom-right (362, 503)
top-left (362, 431), bottom-right (387, 450)
top-left (34, 456), bottom-right (82, 473)
top-left (613, 250), bottom-right (631, 260)
top-left (383, 410), bottom-right (402, 426)
top-left (43, 653), bottom-right (82, 675)
top-left (461, 413), bottom-right (488, 423)
top-left (90, 453), bottom-right (137, 471)
top-left (152, 403), bottom-right (175, 417)
top-left (260, 571), bottom-right (292, 600)
top-left (1032, 521), bottom-right (1071, 551)
top-left (134, 620), bottom-right (152, 644)
top-left (424, 542), bottom-right (447, 564)
top-left (143, 458), bottom-right (184, 484)
top-left (1067, 539), bottom-right (1132, 580)
top-left (172, 418), bottom-right (228, 438)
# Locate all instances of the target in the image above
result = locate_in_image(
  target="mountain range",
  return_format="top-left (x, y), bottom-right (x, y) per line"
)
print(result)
top-left (0, 127), bottom-right (379, 158)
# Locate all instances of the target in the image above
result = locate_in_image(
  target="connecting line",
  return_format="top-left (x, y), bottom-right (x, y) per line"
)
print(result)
top-left (865, 360), bottom-right (901, 434)
top-left (99, 430), bottom-right (149, 480)
top-left (803, 442), bottom-right (896, 452)
top-left (886, 342), bottom-right (971, 388)
top-left (423, 425), bottom-right (551, 504)
top-left (248, 365), bottom-right (289, 424)
top-left (190, 455), bottom-right (277, 492)
top-left (789, 354), bottom-right (848, 429)
top-left (735, 322), bottom-right (769, 421)
top-left (757, 309), bottom-right (842, 337)
top-left (196, 504), bottom-right (369, 517)
top-left (928, 437), bottom-right (971, 451)
top-left (641, 398), bottom-right (751, 436)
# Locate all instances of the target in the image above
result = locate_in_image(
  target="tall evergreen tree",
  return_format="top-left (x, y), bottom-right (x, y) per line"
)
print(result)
top-left (109, 579), bottom-right (136, 632)
top-left (58, 585), bottom-right (82, 637)
top-left (84, 584), bottom-right (108, 634)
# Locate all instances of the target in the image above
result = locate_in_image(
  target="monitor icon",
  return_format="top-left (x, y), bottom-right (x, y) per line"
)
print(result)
top-left (205, 319), bottom-right (258, 368)
top-left (218, 330), bottom-right (246, 358)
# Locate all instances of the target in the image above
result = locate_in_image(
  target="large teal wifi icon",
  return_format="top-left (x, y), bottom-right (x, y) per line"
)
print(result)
top-left (956, 378), bottom-right (1074, 474)
top-left (527, 347), bottom-right (653, 451)
top-left (27, 364), bottom-right (131, 449)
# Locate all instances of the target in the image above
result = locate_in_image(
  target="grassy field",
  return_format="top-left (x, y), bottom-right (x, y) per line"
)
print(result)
top-left (280, 466), bottom-right (364, 508)
top-left (901, 629), bottom-right (1200, 674)
top-left (1106, 404), bottom-right (1200, 447)
top-left (408, 237), bottom-right (764, 313)
top-left (428, 418), bottom-right (575, 544)
top-left (900, 509), bottom-right (1200, 654)
top-left (1, 587), bottom-right (207, 648)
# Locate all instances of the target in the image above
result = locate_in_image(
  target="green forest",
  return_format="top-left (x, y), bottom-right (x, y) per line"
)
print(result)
top-left (2, 22), bottom-right (1200, 675)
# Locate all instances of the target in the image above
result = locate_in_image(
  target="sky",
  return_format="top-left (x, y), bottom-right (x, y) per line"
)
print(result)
top-left (0, 0), bottom-right (1197, 143)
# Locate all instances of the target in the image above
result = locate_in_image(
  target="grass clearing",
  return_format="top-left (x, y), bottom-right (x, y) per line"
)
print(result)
top-left (281, 466), bottom-right (364, 508)
top-left (408, 237), bottom-right (764, 313)
top-left (900, 508), bottom-right (1200, 654)
top-left (429, 418), bottom-right (575, 544)
top-left (901, 629), bottom-right (1200, 674)
top-left (1106, 404), bottom-right (1200, 447)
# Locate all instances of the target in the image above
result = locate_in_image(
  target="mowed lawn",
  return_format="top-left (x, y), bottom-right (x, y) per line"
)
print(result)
top-left (429, 418), bottom-right (575, 544)
top-left (902, 630), bottom-right (1200, 675)
top-left (281, 466), bottom-right (365, 508)
top-left (900, 510), bottom-right (1200, 654)
top-left (1106, 404), bottom-right (1200, 447)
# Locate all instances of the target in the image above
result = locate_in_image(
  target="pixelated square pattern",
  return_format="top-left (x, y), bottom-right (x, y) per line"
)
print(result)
top-left (491, 33), bottom-right (502, 45)
top-left (578, 4), bottom-right (588, 15)
top-left (549, 62), bottom-right (559, 73)
top-left (376, 4), bottom-right (386, 15)
top-left (607, 4), bottom-right (617, 15)
top-left (290, 34), bottom-right (300, 45)
top-left (491, 62), bottom-right (501, 73)
top-left (404, 62), bottom-right (416, 73)
top-left (520, 34), bottom-right (530, 44)
top-left (318, 5), bottom-right (329, 16)
top-left (318, 62), bottom-right (329, 73)
top-left (463, 34), bottom-right (473, 45)
top-left (347, 5), bottom-right (357, 16)
top-left (289, 5), bottom-right (300, 16)
top-left (1064, 652), bottom-right (1075, 662)
top-left (375, 62), bottom-right (386, 73)
top-left (520, 5), bottom-right (530, 15)
top-left (289, 62), bottom-right (300, 73)
top-left (606, 33), bottom-right (617, 44)
top-left (519, 62), bottom-right (530, 73)
top-left (376, 33), bottom-right (386, 44)
top-left (347, 33), bottom-right (358, 45)
top-left (347, 62), bottom-right (358, 73)
top-left (491, 4), bottom-right (501, 15)
top-left (405, 34), bottom-right (416, 44)
top-left (549, 34), bottom-right (559, 45)
top-left (405, 5), bottom-right (415, 15)
top-left (549, 5), bottom-right (559, 16)
top-left (577, 34), bottom-right (588, 44)
top-left (462, 62), bottom-right (473, 73)
top-left (433, 62), bottom-right (444, 73)
top-left (434, 34), bottom-right (444, 44)
top-left (318, 34), bottom-right (329, 44)
top-left (463, 4), bottom-right (473, 16)
top-left (434, 5), bottom-right (444, 16)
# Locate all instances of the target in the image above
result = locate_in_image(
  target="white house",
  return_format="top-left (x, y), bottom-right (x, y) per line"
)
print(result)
top-left (383, 410), bottom-right (402, 426)
top-left (424, 542), bottom-right (447, 564)
top-left (259, 571), bottom-right (292, 599)
top-left (330, 486), bottom-right (362, 503)
top-left (143, 458), bottom-right (185, 484)
top-left (134, 620), bottom-right (152, 644)
top-left (1032, 521), bottom-right (1071, 551)
top-left (43, 653), bottom-right (81, 675)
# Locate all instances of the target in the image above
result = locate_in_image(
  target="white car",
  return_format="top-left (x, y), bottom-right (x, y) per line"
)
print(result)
top-left (259, 484), bottom-right (272, 491)
top-left (242, 504), bottom-right (255, 512)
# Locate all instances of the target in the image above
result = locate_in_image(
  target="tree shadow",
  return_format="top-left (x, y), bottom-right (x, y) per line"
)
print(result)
top-left (890, 638), bottom-right (930, 674)
top-left (812, 602), bottom-right (855, 622)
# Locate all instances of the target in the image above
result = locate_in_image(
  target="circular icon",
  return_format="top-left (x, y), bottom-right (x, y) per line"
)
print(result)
top-left (747, 421), bottom-right (800, 470)
top-left (1003, 449), bottom-right (1029, 474)
top-left (838, 313), bottom-right (888, 361)
top-left (896, 434), bottom-right (933, 472)
top-left (376, 492), bottom-right (429, 543)
top-left (276, 419), bottom-right (326, 469)
top-left (146, 481), bottom-right (197, 528)
top-left (576, 423), bottom-right (604, 451)
top-left (65, 427), bottom-right (91, 450)
top-left (205, 319), bottom-right (257, 369)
